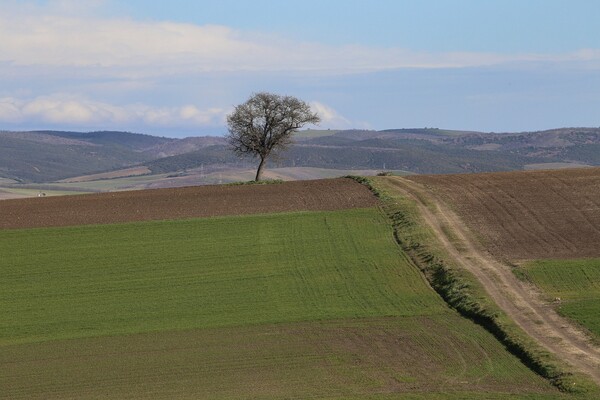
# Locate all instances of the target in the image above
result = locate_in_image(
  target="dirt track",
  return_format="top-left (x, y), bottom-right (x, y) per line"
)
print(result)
top-left (382, 176), bottom-right (600, 385)
top-left (0, 178), bottom-right (378, 229)
top-left (408, 168), bottom-right (600, 260)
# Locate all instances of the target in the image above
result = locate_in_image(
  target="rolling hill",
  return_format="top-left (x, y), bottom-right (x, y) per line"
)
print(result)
top-left (376, 168), bottom-right (600, 389)
top-left (403, 168), bottom-right (600, 346)
top-left (2, 127), bottom-right (600, 188)
top-left (0, 179), bottom-right (567, 399)
top-left (408, 168), bottom-right (600, 260)
top-left (0, 130), bottom-right (170, 182)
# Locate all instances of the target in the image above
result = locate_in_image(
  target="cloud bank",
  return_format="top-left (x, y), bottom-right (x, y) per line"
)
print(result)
top-left (0, 96), bottom-right (227, 129)
top-left (1, 1), bottom-right (599, 134)
top-left (0, 95), bottom-right (349, 132)
top-left (2, 3), bottom-right (599, 76)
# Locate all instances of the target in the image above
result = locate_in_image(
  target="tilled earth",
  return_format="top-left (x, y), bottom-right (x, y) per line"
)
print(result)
top-left (0, 178), bottom-right (378, 229)
top-left (408, 167), bottom-right (600, 260)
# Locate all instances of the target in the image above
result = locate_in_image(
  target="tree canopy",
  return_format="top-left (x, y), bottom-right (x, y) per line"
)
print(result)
top-left (226, 92), bottom-right (320, 181)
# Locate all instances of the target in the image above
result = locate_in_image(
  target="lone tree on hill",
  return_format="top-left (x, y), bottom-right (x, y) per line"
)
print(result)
top-left (226, 92), bottom-right (320, 181)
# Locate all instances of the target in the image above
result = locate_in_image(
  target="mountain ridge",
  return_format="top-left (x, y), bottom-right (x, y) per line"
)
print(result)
top-left (1, 127), bottom-right (599, 184)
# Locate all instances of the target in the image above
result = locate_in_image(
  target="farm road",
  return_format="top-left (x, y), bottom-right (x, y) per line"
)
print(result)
top-left (381, 176), bottom-right (600, 385)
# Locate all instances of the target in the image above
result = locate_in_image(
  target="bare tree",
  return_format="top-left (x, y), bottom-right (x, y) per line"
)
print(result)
top-left (226, 92), bottom-right (320, 181)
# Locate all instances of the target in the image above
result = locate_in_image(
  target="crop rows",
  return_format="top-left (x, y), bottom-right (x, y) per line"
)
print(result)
top-left (0, 208), bottom-right (559, 398)
top-left (410, 168), bottom-right (600, 260)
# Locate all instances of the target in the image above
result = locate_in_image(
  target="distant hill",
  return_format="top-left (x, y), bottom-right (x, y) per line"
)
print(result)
top-left (29, 130), bottom-right (173, 150)
top-left (144, 127), bottom-right (600, 176)
top-left (1, 127), bottom-right (600, 184)
top-left (0, 130), bottom-right (170, 182)
top-left (143, 136), bottom-right (227, 158)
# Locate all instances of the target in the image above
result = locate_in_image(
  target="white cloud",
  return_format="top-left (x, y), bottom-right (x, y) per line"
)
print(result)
top-left (1, 3), bottom-right (599, 79)
top-left (0, 95), bottom-right (351, 131)
top-left (0, 95), bottom-right (227, 129)
top-left (1, 2), bottom-right (599, 135)
top-left (0, 98), bottom-right (24, 123)
top-left (138, 104), bottom-right (226, 127)
top-left (310, 101), bottom-right (352, 129)
top-left (179, 106), bottom-right (227, 125)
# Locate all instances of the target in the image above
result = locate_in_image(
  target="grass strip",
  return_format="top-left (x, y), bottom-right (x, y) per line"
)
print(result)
top-left (519, 259), bottom-right (600, 341)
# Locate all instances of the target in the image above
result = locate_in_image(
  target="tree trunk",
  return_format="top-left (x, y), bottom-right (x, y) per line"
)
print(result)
top-left (255, 157), bottom-right (266, 181)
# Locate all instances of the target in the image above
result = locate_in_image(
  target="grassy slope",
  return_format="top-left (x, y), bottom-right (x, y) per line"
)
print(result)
top-left (1, 209), bottom-right (561, 398)
top-left (1, 209), bottom-right (444, 344)
top-left (521, 259), bottom-right (600, 339)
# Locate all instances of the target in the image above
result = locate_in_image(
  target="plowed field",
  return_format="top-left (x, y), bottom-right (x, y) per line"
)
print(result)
top-left (409, 168), bottom-right (600, 260)
top-left (394, 169), bottom-right (600, 385)
top-left (0, 178), bottom-right (377, 229)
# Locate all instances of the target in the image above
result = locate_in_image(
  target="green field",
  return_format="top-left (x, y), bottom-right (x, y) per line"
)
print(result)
top-left (520, 259), bottom-right (600, 339)
top-left (0, 208), bottom-right (563, 398)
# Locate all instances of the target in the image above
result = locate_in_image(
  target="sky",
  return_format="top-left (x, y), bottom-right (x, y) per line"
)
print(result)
top-left (0, 0), bottom-right (599, 137)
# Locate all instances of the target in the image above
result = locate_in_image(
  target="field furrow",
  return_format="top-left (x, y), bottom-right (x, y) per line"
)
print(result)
top-left (485, 179), bottom-right (578, 254)
top-left (0, 199), bottom-right (561, 398)
top-left (0, 178), bottom-right (378, 229)
top-left (386, 170), bottom-right (600, 385)
top-left (410, 168), bottom-right (600, 260)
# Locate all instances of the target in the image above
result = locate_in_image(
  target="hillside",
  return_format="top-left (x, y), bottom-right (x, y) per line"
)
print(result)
top-left (380, 168), bottom-right (600, 386)
top-left (0, 179), bottom-right (564, 399)
top-left (141, 127), bottom-right (600, 177)
top-left (2, 128), bottom-right (600, 186)
top-left (409, 168), bottom-right (600, 260)
top-left (0, 130), bottom-right (170, 182)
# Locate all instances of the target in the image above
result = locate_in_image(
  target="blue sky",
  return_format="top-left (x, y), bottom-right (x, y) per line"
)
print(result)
top-left (114, 0), bottom-right (600, 52)
top-left (1, 0), bottom-right (599, 137)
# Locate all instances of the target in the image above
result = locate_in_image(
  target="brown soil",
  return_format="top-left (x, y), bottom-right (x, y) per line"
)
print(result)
top-left (408, 167), bottom-right (600, 260)
top-left (1, 317), bottom-right (554, 399)
top-left (381, 175), bottom-right (600, 385)
top-left (0, 178), bottom-right (378, 230)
